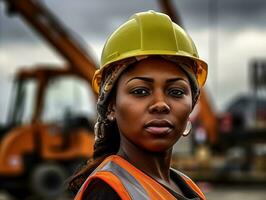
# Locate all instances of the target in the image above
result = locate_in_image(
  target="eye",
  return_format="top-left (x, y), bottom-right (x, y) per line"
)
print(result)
top-left (168, 88), bottom-right (185, 98)
top-left (130, 88), bottom-right (150, 96)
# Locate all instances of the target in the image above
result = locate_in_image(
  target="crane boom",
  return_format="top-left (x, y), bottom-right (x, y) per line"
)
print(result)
top-left (4, 0), bottom-right (97, 83)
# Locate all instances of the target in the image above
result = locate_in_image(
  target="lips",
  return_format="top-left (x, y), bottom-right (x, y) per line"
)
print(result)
top-left (144, 119), bottom-right (174, 135)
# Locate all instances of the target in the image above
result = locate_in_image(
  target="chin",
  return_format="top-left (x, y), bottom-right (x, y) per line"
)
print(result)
top-left (145, 137), bottom-right (180, 152)
top-left (144, 143), bottom-right (174, 153)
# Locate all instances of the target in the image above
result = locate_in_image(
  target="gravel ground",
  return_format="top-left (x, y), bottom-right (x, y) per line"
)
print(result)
top-left (201, 184), bottom-right (266, 200)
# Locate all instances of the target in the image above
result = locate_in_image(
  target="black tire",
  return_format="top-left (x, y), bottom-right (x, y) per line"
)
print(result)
top-left (30, 162), bottom-right (67, 199)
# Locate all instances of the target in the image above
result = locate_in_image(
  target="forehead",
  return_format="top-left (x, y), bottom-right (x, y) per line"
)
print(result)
top-left (119, 57), bottom-right (189, 81)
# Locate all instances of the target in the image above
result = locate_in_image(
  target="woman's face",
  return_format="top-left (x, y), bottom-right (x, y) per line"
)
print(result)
top-left (112, 57), bottom-right (193, 152)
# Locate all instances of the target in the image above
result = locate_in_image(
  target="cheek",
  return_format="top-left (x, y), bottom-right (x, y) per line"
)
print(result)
top-left (116, 102), bottom-right (136, 122)
top-left (173, 99), bottom-right (192, 130)
top-left (114, 97), bottom-right (144, 133)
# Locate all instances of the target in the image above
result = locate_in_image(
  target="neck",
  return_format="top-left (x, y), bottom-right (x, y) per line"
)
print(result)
top-left (117, 136), bottom-right (172, 182)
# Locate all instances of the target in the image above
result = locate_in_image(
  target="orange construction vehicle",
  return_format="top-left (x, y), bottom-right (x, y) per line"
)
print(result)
top-left (0, 66), bottom-right (95, 198)
top-left (1, 0), bottom-right (98, 199)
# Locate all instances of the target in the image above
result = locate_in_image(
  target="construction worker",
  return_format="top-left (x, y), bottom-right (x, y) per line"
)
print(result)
top-left (69, 10), bottom-right (208, 200)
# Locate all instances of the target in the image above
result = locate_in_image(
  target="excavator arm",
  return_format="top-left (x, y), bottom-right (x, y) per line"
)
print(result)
top-left (4, 0), bottom-right (97, 83)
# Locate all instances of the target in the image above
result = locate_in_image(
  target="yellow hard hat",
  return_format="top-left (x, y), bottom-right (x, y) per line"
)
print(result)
top-left (93, 10), bottom-right (208, 94)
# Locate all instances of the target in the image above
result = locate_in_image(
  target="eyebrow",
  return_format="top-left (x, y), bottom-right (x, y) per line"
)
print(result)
top-left (126, 77), bottom-right (187, 84)
top-left (126, 77), bottom-right (153, 84)
top-left (166, 78), bottom-right (187, 83)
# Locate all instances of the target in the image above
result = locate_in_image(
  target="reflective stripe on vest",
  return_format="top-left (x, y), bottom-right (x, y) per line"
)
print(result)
top-left (75, 155), bottom-right (206, 200)
top-left (101, 160), bottom-right (149, 199)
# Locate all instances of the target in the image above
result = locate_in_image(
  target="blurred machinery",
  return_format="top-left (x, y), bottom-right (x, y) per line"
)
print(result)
top-left (0, 66), bottom-right (95, 199)
top-left (217, 60), bottom-right (266, 180)
top-left (1, 0), bottom-right (97, 199)
top-left (219, 60), bottom-right (266, 141)
top-left (186, 59), bottom-right (266, 184)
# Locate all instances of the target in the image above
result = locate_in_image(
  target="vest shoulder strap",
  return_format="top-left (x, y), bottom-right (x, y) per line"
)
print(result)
top-left (74, 171), bottom-right (132, 200)
top-left (172, 169), bottom-right (206, 200)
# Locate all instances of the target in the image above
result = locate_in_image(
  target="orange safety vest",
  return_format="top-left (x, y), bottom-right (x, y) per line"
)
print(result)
top-left (75, 155), bottom-right (206, 200)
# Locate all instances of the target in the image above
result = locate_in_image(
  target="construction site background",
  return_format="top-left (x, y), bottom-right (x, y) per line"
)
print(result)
top-left (0, 0), bottom-right (265, 199)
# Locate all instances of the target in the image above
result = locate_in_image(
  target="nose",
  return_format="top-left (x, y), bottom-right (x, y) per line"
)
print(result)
top-left (148, 92), bottom-right (170, 114)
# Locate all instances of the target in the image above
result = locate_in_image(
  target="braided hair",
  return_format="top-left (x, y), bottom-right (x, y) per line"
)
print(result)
top-left (67, 64), bottom-right (128, 194)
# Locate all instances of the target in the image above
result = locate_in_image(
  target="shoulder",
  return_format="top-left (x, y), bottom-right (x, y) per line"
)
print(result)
top-left (82, 178), bottom-right (121, 200)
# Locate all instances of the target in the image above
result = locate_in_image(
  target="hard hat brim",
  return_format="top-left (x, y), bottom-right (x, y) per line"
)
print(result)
top-left (93, 51), bottom-right (207, 94)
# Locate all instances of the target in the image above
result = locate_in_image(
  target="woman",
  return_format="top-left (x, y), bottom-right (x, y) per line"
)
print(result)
top-left (69, 10), bottom-right (208, 200)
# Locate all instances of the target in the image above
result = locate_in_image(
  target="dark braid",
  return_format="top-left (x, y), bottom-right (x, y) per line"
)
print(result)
top-left (93, 121), bottom-right (120, 159)
top-left (67, 121), bottom-right (120, 194)
top-left (67, 83), bottom-right (121, 195)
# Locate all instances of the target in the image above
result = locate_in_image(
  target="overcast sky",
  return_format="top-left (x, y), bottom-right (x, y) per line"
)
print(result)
top-left (0, 0), bottom-right (266, 123)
